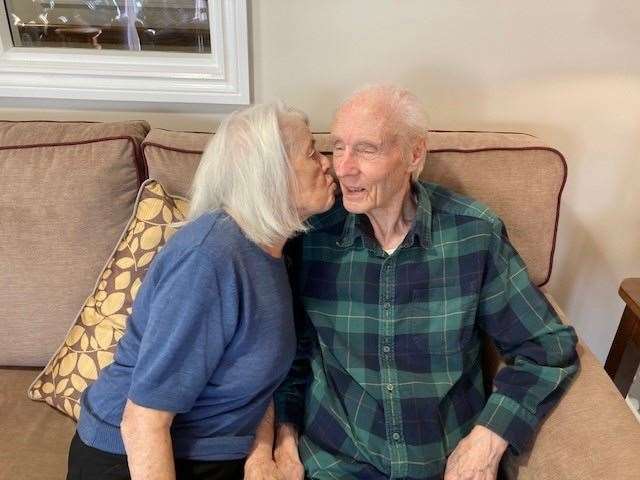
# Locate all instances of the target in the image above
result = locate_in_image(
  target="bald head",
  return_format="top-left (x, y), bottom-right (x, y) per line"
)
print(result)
top-left (335, 85), bottom-right (428, 146)
top-left (332, 85), bottom-right (428, 182)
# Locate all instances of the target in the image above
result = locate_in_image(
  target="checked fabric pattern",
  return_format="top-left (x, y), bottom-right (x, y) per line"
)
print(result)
top-left (275, 181), bottom-right (579, 480)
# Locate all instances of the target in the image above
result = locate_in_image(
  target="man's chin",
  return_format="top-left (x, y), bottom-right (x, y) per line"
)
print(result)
top-left (342, 199), bottom-right (368, 214)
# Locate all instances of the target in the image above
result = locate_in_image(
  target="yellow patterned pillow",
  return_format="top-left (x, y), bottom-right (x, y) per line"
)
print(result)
top-left (28, 179), bottom-right (189, 420)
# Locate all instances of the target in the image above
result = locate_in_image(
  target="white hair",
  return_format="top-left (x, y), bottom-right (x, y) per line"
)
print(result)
top-left (187, 102), bottom-right (309, 246)
top-left (340, 84), bottom-right (429, 181)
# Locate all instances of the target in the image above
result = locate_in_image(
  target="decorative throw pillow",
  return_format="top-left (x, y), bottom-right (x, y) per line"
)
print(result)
top-left (27, 179), bottom-right (189, 420)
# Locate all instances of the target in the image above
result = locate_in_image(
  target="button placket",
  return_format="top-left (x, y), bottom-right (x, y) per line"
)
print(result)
top-left (378, 258), bottom-right (407, 478)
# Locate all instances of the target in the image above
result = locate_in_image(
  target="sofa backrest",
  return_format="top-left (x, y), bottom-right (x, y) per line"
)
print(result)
top-left (142, 129), bottom-right (566, 287)
top-left (0, 120), bottom-right (149, 366)
top-left (0, 122), bottom-right (565, 368)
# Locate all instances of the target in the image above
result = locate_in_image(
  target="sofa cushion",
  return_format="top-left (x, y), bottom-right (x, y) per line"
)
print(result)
top-left (0, 367), bottom-right (76, 480)
top-left (0, 120), bottom-right (149, 366)
top-left (142, 128), bottom-right (210, 197)
top-left (28, 180), bottom-right (188, 420)
top-left (420, 131), bottom-right (566, 287)
top-left (142, 129), bottom-right (565, 286)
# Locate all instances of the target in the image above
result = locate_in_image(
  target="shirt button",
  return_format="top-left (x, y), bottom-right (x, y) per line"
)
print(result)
top-left (383, 302), bottom-right (391, 310)
top-left (386, 384), bottom-right (394, 392)
top-left (382, 345), bottom-right (391, 353)
top-left (392, 432), bottom-right (401, 441)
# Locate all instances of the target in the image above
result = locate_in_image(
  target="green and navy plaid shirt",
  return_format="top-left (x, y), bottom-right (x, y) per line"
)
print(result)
top-left (275, 181), bottom-right (579, 480)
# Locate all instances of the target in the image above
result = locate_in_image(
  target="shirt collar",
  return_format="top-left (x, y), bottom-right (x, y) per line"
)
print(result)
top-left (337, 181), bottom-right (433, 250)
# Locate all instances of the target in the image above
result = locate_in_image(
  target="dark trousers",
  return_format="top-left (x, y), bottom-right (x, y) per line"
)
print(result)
top-left (67, 432), bottom-right (245, 480)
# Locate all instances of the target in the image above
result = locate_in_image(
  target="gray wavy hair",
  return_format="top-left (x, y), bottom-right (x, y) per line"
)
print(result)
top-left (187, 102), bottom-right (309, 245)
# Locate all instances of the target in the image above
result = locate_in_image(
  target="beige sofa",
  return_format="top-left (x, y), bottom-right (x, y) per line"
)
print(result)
top-left (1, 120), bottom-right (639, 480)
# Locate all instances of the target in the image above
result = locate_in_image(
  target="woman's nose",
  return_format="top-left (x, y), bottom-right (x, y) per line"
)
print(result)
top-left (319, 153), bottom-right (331, 173)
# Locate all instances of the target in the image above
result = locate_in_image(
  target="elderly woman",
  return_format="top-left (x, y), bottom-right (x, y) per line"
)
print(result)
top-left (66, 102), bottom-right (336, 480)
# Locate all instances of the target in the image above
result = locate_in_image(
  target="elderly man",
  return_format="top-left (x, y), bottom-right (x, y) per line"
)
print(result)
top-left (263, 86), bottom-right (579, 480)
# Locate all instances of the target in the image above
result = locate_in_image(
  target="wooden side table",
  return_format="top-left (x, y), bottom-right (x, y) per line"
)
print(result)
top-left (605, 278), bottom-right (640, 397)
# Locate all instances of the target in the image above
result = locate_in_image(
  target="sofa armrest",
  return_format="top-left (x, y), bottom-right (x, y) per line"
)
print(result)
top-left (501, 298), bottom-right (640, 480)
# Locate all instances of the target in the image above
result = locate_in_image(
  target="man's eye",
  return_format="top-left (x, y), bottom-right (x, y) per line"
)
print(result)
top-left (333, 145), bottom-right (345, 151)
top-left (356, 145), bottom-right (377, 154)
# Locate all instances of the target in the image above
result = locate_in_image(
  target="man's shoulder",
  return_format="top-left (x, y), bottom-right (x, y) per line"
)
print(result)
top-left (306, 197), bottom-right (349, 236)
top-left (282, 199), bottom-right (347, 265)
top-left (422, 181), bottom-right (503, 230)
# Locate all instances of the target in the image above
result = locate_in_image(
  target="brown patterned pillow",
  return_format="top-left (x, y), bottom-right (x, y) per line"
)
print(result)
top-left (27, 179), bottom-right (189, 420)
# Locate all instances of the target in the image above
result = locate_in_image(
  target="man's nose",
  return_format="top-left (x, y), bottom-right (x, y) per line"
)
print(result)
top-left (334, 149), bottom-right (358, 177)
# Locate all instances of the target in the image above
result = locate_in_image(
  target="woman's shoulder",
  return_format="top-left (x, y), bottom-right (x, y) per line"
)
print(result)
top-left (159, 210), bottom-right (239, 261)
top-left (141, 211), bottom-right (236, 286)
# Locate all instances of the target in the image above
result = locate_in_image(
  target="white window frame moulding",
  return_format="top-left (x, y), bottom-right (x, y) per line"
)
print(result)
top-left (0, 0), bottom-right (249, 105)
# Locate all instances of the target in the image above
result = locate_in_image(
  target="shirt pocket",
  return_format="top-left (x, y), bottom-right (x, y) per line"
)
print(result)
top-left (408, 283), bottom-right (478, 355)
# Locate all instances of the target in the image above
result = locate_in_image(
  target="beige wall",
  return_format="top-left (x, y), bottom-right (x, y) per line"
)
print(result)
top-left (2, 0), bottom-right (639, 362)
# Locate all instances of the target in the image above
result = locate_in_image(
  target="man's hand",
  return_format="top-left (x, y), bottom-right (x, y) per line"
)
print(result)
top-left (444, 425), bottom-right (508, 480)
top-left (274, 424), bottom-right (304, 480)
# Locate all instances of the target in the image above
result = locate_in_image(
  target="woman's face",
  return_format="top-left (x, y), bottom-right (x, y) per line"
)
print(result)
top-left (287, 121), bottom-right (336, 220)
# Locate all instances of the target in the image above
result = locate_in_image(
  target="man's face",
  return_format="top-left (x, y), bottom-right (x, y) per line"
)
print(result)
top-left (331, 102), bottom-right (412, 215)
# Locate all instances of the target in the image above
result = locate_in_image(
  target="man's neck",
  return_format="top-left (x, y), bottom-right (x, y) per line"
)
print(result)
top-left (365, 186), bottom-right (417, 252)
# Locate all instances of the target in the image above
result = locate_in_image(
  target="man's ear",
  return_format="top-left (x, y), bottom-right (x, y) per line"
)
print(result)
top-left (407, 137), bottom-right (427, 173)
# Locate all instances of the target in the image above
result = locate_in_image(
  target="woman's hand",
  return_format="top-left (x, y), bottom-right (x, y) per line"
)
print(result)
top-left (244, 454), bottom-right (284, 480)
top-left (274, 424), bottom-right (304, 480)
top-left (121, 399), bottom-right (176, 480)
top-left (244, 400), bottom-right (285, 480)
